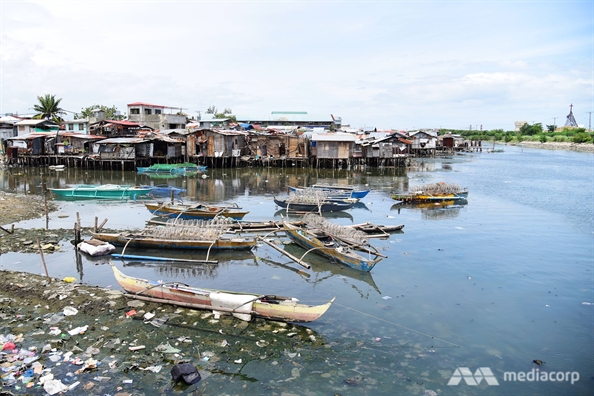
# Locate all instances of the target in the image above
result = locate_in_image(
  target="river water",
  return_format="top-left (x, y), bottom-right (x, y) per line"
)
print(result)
top-left (0, 144), bottom-right (592, 395)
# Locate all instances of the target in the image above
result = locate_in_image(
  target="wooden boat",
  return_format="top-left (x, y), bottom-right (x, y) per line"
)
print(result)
top-left (274, 197), bottom-right (356, 212)
top-left (289, 184), bottom-right (370, 199)
top-left (137, 163), bottom-right (207, 174)
top-left (92, 231), bottom-right (256, 250)
top-left (391, 182), bottom-right (468, 203)
top-left (145, 202), bottom-right (249, 220)
top-left (49, 184), bottom-right (154, 200)
top-left (282, 215), bottom-right (385, 272)
top-left (110, 263), bottom-right (335, 322)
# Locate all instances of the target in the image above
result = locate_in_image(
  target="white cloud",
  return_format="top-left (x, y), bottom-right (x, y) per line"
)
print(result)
top-left (1, 0), bottom-right (591, 130)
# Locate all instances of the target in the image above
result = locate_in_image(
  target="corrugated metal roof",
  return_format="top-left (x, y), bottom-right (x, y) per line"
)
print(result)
top-left (96, 137), bottom-right (147, 144)
top-left (312, 133), bottom-right (356, 142)
top-left (236, 113), bottom-right (334, 122)
top-left (14, 119), bottom-right (58, 126)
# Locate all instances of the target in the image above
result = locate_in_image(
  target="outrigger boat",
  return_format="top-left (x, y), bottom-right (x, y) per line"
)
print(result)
top-left (110, 263), bottom-right (335, 322)
top-left (288, 184), bottom-right (370, 199)
top-left (281, 214), bottom-right (385, 272)
top-left (145, 202), bottom-right (249, 220)
top-left (92, 218), bottom-right (255, 251)
top-left (391, 182), bottom-right (468, 203)
top-left (49, 184), bottom-right (154, 200)
top-left (92, 232), bottom-right (255, 251)
top-left (274, 197), bottom-right (356, 213)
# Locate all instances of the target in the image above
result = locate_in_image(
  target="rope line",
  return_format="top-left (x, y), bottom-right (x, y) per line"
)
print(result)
top-left (335, 302), bottom-right (461, 348)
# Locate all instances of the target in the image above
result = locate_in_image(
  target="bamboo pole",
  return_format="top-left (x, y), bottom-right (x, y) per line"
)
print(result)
top-left (257, 237), bottom-right (311, 270)
top-left (36, 238), bottom-right (51, 284)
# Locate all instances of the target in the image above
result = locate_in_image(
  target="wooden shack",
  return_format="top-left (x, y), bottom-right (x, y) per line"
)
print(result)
top-left (309, 133), bottom-right (356, 168)
top-left (409, 130), bottom-right (438, 157)
top-left (202, 130), bottom-right (248, 166)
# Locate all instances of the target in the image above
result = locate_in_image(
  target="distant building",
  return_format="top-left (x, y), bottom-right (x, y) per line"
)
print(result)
top-left (63, 119), bottom-right (89, 134)
top-left (127, 102), bottom-right (187, 130)
top-left (14, 119), bottom-right (59, 137)
top-left (235, 111), bottom-right (340, 129)
top-left (514, 121), bottom-right (527, 131)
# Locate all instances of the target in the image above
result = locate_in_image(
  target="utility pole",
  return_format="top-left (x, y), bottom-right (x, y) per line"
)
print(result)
top-left (588, 112), bottom-right (592, 131)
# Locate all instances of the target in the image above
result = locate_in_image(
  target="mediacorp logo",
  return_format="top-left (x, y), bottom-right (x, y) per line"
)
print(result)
top-left (448, 367), bottom-right (499, 386)
top-left (448, 367), bottom-right (580, 386)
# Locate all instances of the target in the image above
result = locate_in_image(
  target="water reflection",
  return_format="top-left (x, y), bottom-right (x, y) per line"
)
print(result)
top-left (281, 243), bottom-right (381, 298)
top-left (391, 199), bottom-right (468, 220)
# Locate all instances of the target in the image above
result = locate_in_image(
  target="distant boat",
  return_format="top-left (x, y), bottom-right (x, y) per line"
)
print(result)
top-left (49, 184), bottom-right (154, 200)
top-left (137, 163), bottom-right (207, 174)
top-left (145, 202), bottom-right (249, 220)
top-left (110, 262), bottom-right (335, 323)
top-left (391, 182), bottom-right (468, 203)
top-left (288, 184), bottom-right (370, 199)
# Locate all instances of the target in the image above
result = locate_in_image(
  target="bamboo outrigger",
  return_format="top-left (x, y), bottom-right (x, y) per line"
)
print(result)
top-left (282, 214), bottom-right (385, 272)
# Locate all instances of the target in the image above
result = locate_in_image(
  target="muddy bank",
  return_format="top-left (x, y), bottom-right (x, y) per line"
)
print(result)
top-left (508, 141), bottom-right (594, 152)
top-left (0, 269), bottom-right (328, 395)
top-left (0, 191), bottom-right (57, 226)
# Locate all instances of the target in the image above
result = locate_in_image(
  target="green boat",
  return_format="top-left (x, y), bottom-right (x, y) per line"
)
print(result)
top-left (49, 184), bottom-right (154, 200)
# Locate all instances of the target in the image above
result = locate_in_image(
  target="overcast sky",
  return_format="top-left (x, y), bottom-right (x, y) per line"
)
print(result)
top-left (1, 0), bottom-right (592, 130)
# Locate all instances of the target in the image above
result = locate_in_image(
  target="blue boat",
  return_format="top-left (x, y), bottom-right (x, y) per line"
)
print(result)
top-left (288, 184), bottom-right (370, 199)
top-left (142, 185), bottom-right (187, 197)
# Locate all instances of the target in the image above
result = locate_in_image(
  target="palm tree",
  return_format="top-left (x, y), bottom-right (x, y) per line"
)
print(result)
top-left (32, 94), bottom-right (66, 123)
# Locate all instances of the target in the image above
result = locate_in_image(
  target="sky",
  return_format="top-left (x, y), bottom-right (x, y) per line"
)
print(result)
top-left (1, 0), bottom-right (592, 131)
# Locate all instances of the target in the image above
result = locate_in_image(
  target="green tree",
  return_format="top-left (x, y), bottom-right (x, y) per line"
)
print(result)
top-left (572, 132), bottom-right (592, 143)
top-left (32, 94), bottom-right (66, 123)
top-left (75, 104), bottom-right (123, 120)
top-left (214, 113), bottom-right (236, 122)
top-left (206, 105), bottom-right (217, 114)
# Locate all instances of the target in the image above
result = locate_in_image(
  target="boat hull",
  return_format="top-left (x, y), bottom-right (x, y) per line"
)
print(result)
top-left (283, 223), bottom-right (378, 272)
top-left (92, 232), bottom-right (255, 250)
top-left (391, 191), bottom-right (468, 203)
top-left (288, 185), bottom-right (370, 199)
top-left (50, 184), bottom-right (153, 200)
top-left (145, 203), bottom-right (249, 220)
top-left (110, 264), bottom-right (334, 322)
top-left (274, 198), bottom-right (355, 212)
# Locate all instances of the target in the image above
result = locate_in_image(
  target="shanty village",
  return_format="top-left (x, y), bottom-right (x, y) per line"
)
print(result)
top-left (0, 101), bottom-right (495, 171)
top-left (0, 99), bottom-right (592, 396)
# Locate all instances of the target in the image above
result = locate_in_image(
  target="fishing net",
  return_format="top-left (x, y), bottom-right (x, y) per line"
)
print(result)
top-left (408, 182), bottom-right (463, 195)
top-left (287, 188), bottom-right (329, 204)
top-left (302, 214), bottom-right (369, 245)
top-left (142, 217), bottom-right (233, 240)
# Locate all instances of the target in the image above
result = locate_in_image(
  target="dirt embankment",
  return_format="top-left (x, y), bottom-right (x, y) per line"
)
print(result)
top-left (0, 191), bottom-right (57, 226)
top-left (508, 141), bottom-right (594, 152)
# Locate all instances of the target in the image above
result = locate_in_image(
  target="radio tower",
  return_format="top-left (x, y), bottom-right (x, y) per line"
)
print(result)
top-left (565, 104), bottom-right (578, 127)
